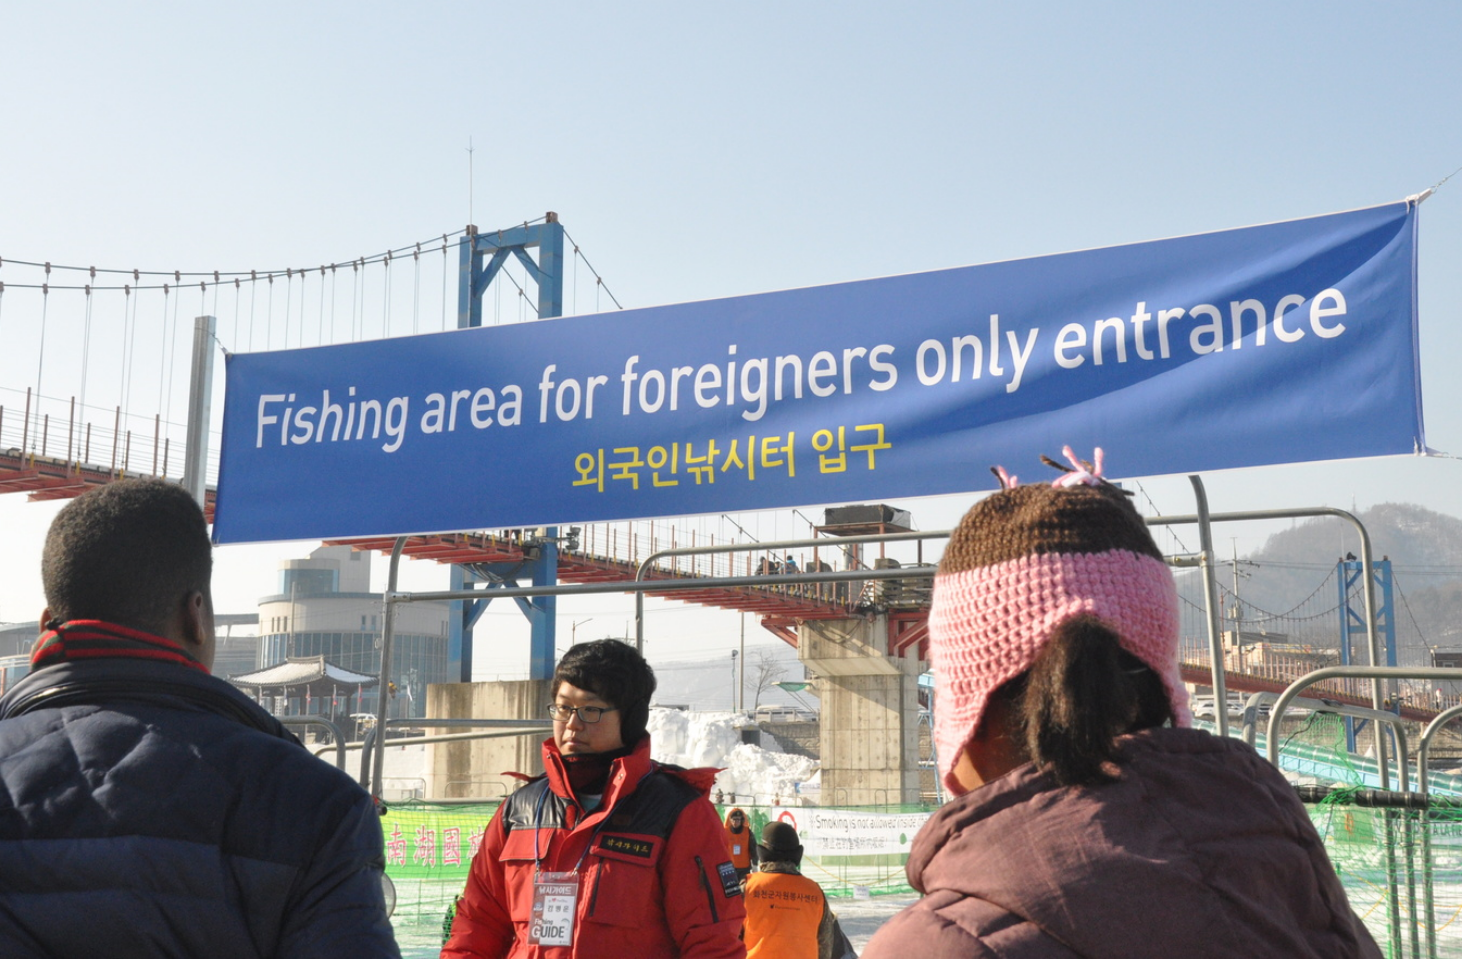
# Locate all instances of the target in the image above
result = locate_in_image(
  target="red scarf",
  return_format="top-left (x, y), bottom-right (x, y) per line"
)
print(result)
top-left (33, 620), bottom-right (209, 674)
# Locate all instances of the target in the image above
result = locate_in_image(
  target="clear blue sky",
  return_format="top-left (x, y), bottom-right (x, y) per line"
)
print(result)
top-left (2, 2), bottom-right (1460, 675)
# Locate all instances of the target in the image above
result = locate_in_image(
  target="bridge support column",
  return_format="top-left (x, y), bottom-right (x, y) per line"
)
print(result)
top-left (426, 679), bottom-right (553, 799)
top-left (799, 616), bottom-right (925, 807)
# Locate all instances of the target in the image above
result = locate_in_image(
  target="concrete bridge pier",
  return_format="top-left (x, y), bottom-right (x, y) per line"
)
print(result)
top-left (799, 616), bottom-right (925, 807)
top-left (425, 680), bottom-right (552, 799)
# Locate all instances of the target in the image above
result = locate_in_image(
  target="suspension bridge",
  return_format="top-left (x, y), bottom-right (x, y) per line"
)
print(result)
top-left (0, 217), bottom-right (1453, 724)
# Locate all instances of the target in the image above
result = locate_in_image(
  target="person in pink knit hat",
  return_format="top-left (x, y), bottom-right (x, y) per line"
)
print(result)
top-left (863, 448), bottom-right (1381, 959)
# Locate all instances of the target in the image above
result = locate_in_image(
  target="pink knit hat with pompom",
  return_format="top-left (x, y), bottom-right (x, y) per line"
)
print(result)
top-left (930, 449), bottom-right (1190, 794)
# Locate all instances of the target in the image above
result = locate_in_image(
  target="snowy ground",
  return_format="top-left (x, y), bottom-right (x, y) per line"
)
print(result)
top-left (833, 895), bottom-right (918, 952)
top-left (393, 889), bottom-right (912, 958)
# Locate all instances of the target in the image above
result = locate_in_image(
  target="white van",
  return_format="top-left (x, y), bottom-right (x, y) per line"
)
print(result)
top-left (753, 705), bottom-right (817, 723)
top-left (1189, 694), bottom-right (1246, 720)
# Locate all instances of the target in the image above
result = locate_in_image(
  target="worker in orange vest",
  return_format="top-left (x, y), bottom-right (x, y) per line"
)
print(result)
top-left (742, 821), bottom-right (840, 959)
top-left (724, 807), bottom-right (759, 880)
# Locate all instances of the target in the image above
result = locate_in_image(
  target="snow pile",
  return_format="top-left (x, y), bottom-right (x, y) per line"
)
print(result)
top-left (798, 768), bottom-right (821, 801)
top-left (716, 743), bottom-right (816, 804)
top-left (647, 708), bottom-right (742, 768)
top-left (647, 707), bottom-right (817, 805)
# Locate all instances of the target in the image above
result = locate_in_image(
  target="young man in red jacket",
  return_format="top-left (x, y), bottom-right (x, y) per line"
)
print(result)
top-left (443, 640), bottom-right (746, 958)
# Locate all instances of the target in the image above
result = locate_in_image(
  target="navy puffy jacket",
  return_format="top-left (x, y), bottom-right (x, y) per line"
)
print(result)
top-left (0, 656), bottom-right (400, 958)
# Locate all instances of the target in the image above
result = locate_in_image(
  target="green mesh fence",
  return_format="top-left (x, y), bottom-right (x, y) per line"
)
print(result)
top-left (379, 801), bottom-right (494, 958)
top-left (381, 799), bottom-right (933, 957)
top-left (1281, 711), bottom-right (1462, 959)
top-left (384, 715), bottom-right (1462, 959)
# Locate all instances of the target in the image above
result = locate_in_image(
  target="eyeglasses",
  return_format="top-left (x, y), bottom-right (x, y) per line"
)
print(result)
top-left (546, 703), bottom-right (617, 724)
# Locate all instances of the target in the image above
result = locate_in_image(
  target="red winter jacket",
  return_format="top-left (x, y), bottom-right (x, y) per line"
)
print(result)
top-left (443, 735), bottom-right (746, 959)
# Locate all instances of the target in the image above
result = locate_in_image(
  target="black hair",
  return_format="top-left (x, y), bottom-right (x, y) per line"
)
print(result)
top-left (42, 479), bottom-right (212, 636)
top-left (994, 614), bottom-right (1174, 787)
top-left (552, 639), bottom-right (657, 746)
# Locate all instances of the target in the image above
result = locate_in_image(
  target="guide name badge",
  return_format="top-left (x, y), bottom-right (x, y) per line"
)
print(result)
top-left (529, 871), bottom-right (578, 947)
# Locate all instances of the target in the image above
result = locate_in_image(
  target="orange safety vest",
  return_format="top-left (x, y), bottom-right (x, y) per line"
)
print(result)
top-left (724, 821), bottom-right (754, 870)
top-left (743, 869), bottom-right (823, 959)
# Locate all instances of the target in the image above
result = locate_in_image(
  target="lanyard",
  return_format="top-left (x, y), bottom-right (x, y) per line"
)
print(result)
top-left (530, 762), bottom-right (656, 876)
top-left (531, 781), bottom-right (602, 878)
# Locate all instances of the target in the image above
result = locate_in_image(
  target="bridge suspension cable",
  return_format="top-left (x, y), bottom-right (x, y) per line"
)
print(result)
top-left (0, 217), bottom-right (623, 493)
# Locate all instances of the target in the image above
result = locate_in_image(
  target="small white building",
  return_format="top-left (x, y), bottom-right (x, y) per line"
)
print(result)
top-left (251, 545), bottom-right (451, 718)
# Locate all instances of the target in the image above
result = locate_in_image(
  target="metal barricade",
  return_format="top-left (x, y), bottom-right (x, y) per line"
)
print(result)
top-left (280, 716), bottom-right (348, 770)
top-left (1267, 666), bottom-right (1462, 959)
top-left (358, 717), bottom-right (552, 793)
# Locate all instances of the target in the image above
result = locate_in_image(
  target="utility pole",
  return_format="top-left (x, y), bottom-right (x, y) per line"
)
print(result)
top-left (1229, 541), bottom-right (1258, 675)
top-left (182, 315), bottom-right (216, 507)
top-left (286, 578), bottom-right (299, 716)
top-left (738, 613), bottom-right (746, 713)
top-left (288, 579), bottom-right (298, 661)
top-left (1232, 541), bottom-right (1243, 673)
top-left (730, 649), bottom-right (739, 712)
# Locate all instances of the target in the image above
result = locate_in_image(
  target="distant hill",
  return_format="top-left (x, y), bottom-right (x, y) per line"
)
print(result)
top-left (649, 642), bottom-right (812, 713)
top-left (1175, 503), bottom-right (1462, 665)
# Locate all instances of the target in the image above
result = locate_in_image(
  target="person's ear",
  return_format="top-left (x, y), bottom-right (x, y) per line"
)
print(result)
top-left (179, 590), bottom-right (215, 670)
top-left (34, 609), bottom-right (57, 655)
top-left (181, 592), bottom-right (209, 644)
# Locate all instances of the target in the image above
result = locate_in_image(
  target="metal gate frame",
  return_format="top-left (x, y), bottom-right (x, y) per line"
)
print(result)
top-left (366, 536), bottom-right (941, 801)
top-left (362, 476), bottom-right (1388, 798)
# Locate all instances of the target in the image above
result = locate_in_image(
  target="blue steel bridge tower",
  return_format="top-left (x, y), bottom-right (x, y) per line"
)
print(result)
top-left (450, 215), bottom-right (565, 683)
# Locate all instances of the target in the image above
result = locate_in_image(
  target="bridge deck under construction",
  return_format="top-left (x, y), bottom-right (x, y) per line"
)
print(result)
top-left (3, 456), bottom-right (1451, 724)
top-left (328, 531), bottom-right (861, 622)
top-left (0, 448), bottom-right (217, 517)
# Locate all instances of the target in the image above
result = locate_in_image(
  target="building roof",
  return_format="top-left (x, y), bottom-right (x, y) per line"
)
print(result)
top-left (228, 656), bottom-right (378, 688)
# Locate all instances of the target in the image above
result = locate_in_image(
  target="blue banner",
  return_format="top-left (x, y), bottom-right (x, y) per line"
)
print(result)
top-left (213, 201), bottom-right (1423, 544)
